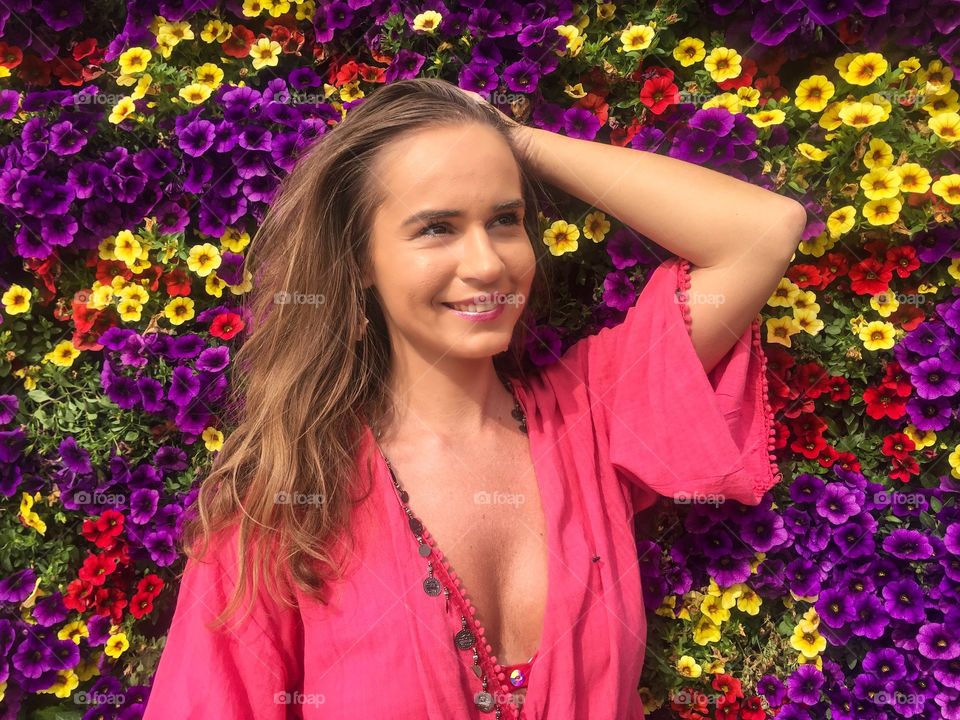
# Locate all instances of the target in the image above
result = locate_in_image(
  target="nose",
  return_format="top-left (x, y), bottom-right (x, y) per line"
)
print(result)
top-left (456, 224), bottom-right (506, 284)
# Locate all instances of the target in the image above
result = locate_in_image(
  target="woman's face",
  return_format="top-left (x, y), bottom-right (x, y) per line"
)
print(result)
top-left (365, 122), bottom-right (536, 367)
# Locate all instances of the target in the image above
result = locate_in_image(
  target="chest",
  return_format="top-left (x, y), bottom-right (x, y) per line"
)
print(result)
top-left (381, 431), bottom-right (548, 668)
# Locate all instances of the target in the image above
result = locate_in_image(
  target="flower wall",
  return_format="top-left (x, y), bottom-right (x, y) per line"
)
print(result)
top-left (0, 0), bottom-right (959, 718)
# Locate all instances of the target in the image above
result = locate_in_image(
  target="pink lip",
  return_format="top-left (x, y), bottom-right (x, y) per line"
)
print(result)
top-left (441, 303), bottom-right (505, 322)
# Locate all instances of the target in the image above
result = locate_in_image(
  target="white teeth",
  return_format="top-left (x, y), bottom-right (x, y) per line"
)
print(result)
top-left (449, 302), bottom-right (497, 313)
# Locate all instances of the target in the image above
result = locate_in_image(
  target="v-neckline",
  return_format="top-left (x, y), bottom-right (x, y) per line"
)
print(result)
top-left (370, 376), bottom-right (551, 719)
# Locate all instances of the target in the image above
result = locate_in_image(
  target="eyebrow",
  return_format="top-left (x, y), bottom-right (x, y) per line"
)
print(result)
top-left (400, 198), bottom-right (525, 227)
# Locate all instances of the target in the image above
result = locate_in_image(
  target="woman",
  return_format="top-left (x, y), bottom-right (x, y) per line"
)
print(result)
top-left (142, 77), bottom-right (806, 718)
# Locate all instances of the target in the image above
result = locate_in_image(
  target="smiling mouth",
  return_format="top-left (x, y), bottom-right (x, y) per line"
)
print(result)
top-left (442, 301), bottom-right (499, 313)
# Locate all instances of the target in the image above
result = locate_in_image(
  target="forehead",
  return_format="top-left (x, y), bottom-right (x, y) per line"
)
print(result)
top-left (371, 123), bottom-right (521, 217)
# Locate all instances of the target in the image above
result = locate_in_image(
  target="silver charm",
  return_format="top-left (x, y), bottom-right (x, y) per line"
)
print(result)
top-left (474, 691), bottom-right (496, 712)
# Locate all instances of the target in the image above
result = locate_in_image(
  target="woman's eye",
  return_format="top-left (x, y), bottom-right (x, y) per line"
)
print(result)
top-left (419, 212), bottom-right (521, 237)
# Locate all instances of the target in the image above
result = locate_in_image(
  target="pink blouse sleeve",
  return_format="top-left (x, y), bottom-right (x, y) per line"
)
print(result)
top-left (559, 255), bottom-right (782, 513)
top-left (142, 526), bottom-right (303, 719)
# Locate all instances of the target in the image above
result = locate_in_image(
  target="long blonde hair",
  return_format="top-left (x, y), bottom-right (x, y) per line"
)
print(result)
top-left (180, 77), bottom-right (553, 628)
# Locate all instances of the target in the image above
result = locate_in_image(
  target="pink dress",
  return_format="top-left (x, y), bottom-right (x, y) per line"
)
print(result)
top-left (142, 255), bottom-right (782, 719)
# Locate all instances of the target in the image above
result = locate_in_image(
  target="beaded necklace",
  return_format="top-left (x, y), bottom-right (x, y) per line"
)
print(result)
top-left (372, 373), bottom-right (530, 717)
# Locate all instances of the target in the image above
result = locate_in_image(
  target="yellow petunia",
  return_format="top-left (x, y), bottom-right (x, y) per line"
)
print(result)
top-left (863, 197), bottom-right (902, 225)
top-left (221, 226), bottom-right (251, 252)
top-left (797, 143), bottom-right (831, 161)
top-left (38, 669), bottom-right (79, 699)
top-left (44, 340), bottom-right (80, 368)
top-left (620, 24), bottom-right (655, 53)
top-left (870, 291), bottom-right (899, 318)
top-left (556, 26), bottom-right (585, 57)
top-left (921, 88), bottom-right (959, 117)
top-left (859, 320), bottom-right (896, 350)
top-left (187, 243), bottom-right (222, 276)
top-left (114, 230), bottom-right (142, 266)
top-left (117, 299), bottom-right (143, 322)
top-left (104, 632), bottom-right (129, 658)
top-left (582, 211), bottom-right (611, 243)
top-left (794, 75), bottom-right (835, 112)
top-left (736, 86), bottom-right (760, 107)
top-left (933, 174), bottom-right (960, 205)
top-left (542, 220), bottom-right (580, 256)
top-left (202, 426), bottom-right (225, 451)
top-left (179, 83), bottom-right (212, 104)
top-left (673, 37), bottom-right (705, 67)
top-left (838, 101), bottom-right (885, 128)
top-left (827, 205), bottom-right (857, 237)
top-left (692, 616), bottom-right (722, 645)
top-left (250, 37), bottom-right (282, 70)
top-left (862, 138), bottom-right (893, 169)
top-left (818, 101), bottom-right (843, 131)
top-left (861, 92), bottom-right (892, 119)
top-left (2, 284), bottom-right (32, 314)
top-left (677, 655), bottom-right (702, 678)
top-left (242, 0), bottom-right (266, 16)
top-left (768, 277), bottom-right (801, 308)
top-left (793, 307), bottom-right (824, 336)
top-left (747, 108), bottom-right (785, 128)
top-left (898, 57), bottom-right (921, 74)
top-left (704, 47), bottom-right (741, 83)
top-left (131, 73), bottom-right (153, 100)
top-left (860, 168), bottom-right (902, 200)
top-left (57, 620), bottom-right (89, 644)
top-left (929, 112), bottom-right (960, 143)
top-left (702, 93), bottom-right (741, 114)
top-left (895, 163), bottom-right (932, 193)
top-left (412, 10), bottom-right (442, 33)
top-left (118, 284), bottom-right (149, 305)
top-left (108, 97), bottom-right (137, 124)
top-left (790, 623), bottom-right (827, 658)
top-left (157, 20), bottom-right (194, 46)
top-left (164, 297), bottom-right (195, 326)
top-left (919, 59), bottom-right (954, 96)
top-left (766, 315), bottom-right (802, 347)
top-left (200, 19), bottom-right (233, 43)
top-left (841, 52), bottom-right (888, 86)
top-left (904, 424), bottom-right (935, 451)
top-left (205, 273), bottom-right (227, 298)
top-left (195, 63), bottom-right (224, 89)
top-left (794, 289), bottom-right (821, 315)
top-left (699, 594), bottom-right (730, 625)
top-left (735, 586), bottom-right (763, 615)
top-left (117, 47), bottom-right (152, 75)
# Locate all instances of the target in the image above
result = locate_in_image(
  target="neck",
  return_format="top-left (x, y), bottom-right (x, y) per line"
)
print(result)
top-left (376, 357), bottom-right (514, 446)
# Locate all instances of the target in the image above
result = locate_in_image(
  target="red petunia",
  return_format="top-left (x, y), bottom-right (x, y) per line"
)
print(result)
top-left (0, 41), bottom-right (23, 69)
top-left (222, 25), bottom-right (255, 59)
top-left (78, 553), bottom-right (119, 586)
top-left (81, 509), bottom-right (125, 549)
top-left (129, 590), bottom-right (155, 619)
top-left (712, 674), bottom-right (744, 704)
top-left (848, 257), bottom-right (894, 295)
top-left (63, 578), bottom-right (94, 612)
top-left (209, 311), bottom-right (245, 340)
top-left (639, 74), bottom-right (679, 115)
top-left (863, 383), bottom-right (908, 421)
top-left (740, 695), bottom-right (766, 720)
top-left (137, 573), bottom-right (164, 598)
top-left (881, 432), bottom-right (917, 459)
